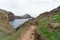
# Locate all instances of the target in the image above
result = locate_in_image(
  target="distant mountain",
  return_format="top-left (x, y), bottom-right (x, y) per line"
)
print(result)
top-left (22, 14), bottom-right (32, 18)
top-left (15, 14), bottom-right (32, 19)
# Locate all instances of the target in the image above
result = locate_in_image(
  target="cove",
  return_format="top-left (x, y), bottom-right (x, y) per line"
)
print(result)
top-left (9, 19), bottom-right (30, 28)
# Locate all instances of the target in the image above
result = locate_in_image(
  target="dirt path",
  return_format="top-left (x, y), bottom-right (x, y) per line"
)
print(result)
top-left (16, 25), bottom-right (36, 40)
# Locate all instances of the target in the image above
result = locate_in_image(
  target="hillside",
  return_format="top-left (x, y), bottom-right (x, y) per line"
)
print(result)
top-left (37, 6), bottom-right (60, 40)
top-left (0, 9), bottom-right (16, 40)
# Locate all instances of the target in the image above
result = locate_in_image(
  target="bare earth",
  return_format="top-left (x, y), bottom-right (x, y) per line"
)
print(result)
top-left (16, 25), bottom-right (36, 40)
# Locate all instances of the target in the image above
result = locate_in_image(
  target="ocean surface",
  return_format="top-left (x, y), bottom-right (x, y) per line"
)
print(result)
top-left (9, 19), bottom-right (30, 28)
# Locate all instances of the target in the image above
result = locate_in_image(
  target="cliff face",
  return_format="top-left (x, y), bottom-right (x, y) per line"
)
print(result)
top-left (7, 12), bottom-right (15, 21)
top-left (0, 9), bottom-right (15, 34)
top-left (0, 9), bottom-right (15, 23)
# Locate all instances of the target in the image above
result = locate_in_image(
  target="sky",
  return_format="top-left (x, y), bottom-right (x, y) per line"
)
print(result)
top-left (0, 0), bottom-right (60, 17)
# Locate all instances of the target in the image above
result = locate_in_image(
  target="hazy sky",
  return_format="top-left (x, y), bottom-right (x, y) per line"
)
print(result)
top-left (0, 0), bottom-right (60, 17)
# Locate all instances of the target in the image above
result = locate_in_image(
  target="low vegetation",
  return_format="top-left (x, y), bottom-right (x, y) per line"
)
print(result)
top-left (37, 13), bottom-right (60, 40)
top-left (52, 14), bottom-right (60, 22)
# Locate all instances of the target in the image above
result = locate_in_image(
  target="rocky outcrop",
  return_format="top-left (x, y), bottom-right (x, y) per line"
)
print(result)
top-left (0, 9), bottom-right (15, 22)
top-left (7, 12), bottom-right (15, 21)
top-left (47, 22), bottom-right (60, 29)
top-left (15, 14), bottom-right (32, 19)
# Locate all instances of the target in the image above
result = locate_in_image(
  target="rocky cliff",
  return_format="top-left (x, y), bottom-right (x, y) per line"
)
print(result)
top-left (7, 12), bottom-right (15, 21)
top-left (0, 9), bottom-right (15, 34)
top-left (0, 9), bottom-right (15, 22)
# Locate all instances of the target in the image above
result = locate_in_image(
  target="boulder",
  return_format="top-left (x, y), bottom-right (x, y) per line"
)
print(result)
top-left (48, 22), bottom-right (60, 29)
